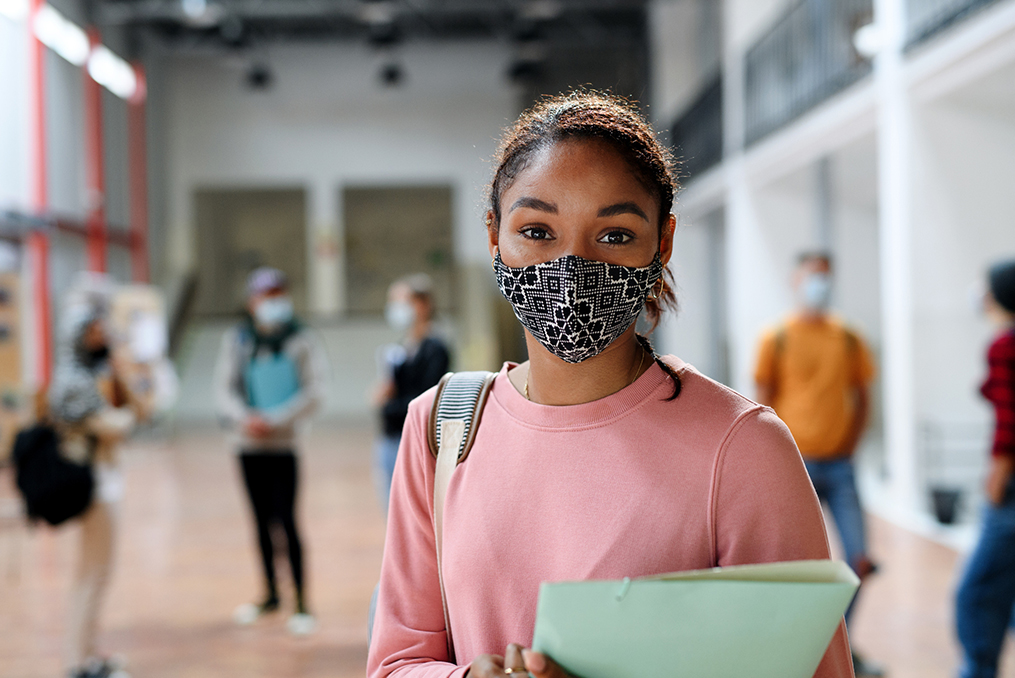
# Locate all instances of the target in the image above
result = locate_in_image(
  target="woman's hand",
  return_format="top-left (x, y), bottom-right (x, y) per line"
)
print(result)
top-left (986, 454), bottom-right (1015, 506)
top-left (467, 644), bottom-right (574, 678)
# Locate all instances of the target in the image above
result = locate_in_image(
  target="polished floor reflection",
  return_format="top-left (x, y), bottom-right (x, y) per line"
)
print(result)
top-left (0, 421), bottom-right (1012, 678)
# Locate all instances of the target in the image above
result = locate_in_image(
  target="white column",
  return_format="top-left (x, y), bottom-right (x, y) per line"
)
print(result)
top-left (722, 1), bottom-right (765, 394)
top-left (308, 181), bottom-right (342, 317)
top-left (875, 0), bottom-right (919, 510)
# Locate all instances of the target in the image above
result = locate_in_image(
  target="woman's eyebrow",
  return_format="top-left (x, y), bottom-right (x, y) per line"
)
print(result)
top-left (598, 202), bottom-right (649, 220)
top-left (510, 197), bottom-right (557, 214)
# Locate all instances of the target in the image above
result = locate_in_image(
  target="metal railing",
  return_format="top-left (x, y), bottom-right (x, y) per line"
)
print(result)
top-left (906, 0), bottom-right (1004, 47)
top-left (744, 0), bottom-right (874, 146)
top-left (919, 420), bottom-right (991, 523)
top-left (670, 72), bottom-right (723, 182)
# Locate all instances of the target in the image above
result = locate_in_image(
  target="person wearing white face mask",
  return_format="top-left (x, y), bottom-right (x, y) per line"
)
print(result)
top-left (214, 267), bottom-right (328, 636)
top-left (372, 274), bottom-right (450, 514)
top-left (755, 251), bottom-right (881, 676)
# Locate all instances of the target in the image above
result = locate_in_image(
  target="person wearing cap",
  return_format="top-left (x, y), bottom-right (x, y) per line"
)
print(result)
top-left (955, 258), bottom-right (1015, 678)
top-left (214, 267), bottom-right (329, 636)
top-left (373, 274), bottom-right (450, 514)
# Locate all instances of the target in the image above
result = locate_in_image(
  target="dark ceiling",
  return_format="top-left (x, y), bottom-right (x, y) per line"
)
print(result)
top-left (95, 0), bottom-right (649, 51)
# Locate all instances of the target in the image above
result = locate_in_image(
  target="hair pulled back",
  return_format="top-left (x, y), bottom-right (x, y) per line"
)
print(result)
top-left (489, 90), bottom-right (678, 326)
top-left (489, 90), bottom-right (682, 397)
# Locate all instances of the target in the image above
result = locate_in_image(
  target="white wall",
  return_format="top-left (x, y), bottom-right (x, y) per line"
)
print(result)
top-left (0, 15), bottom-right (31, 212)
top-left (162, 40), bottom-right (517, 318)
top-left (910, 93), bottom-right (1015, 427)
top-left (649, 0), bottom-right (711, 125)
top-left (725, 0), bottom-right (795, 50)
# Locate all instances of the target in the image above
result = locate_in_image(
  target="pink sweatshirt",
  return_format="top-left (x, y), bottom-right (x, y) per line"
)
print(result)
top-left (368, 357), bottom-right (854, 678)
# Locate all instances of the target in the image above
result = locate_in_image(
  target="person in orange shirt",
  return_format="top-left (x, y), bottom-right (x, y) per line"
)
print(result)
top-left (755, 251), bottom-right (880, 676)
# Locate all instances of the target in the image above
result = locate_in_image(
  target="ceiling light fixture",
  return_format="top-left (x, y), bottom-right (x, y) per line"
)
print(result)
top-left (0, 0), bottom-right (28, 22)
top-left (33, 3), bottom-right (90, 66)
top-left (87, 45), bottom-right (138, 100)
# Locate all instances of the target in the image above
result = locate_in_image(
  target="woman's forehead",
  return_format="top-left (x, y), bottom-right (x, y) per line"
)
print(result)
top-left (505, 138), bottom-right (656, 205)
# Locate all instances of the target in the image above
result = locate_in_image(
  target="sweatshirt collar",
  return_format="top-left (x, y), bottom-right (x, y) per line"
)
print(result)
top-left (491, 357), bottom-right (681, 431)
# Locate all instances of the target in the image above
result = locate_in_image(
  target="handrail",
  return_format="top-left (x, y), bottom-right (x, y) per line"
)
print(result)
top-left (670, 72), bottom-right (723, 182)
top-left (906, 0), bottom-right (1003, 48)
top-left (744, 0), bottom-right (874, 146)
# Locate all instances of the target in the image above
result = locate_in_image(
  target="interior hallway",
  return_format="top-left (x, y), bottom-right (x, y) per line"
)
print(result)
top-left (0, 420), bottom-right (1013, 678)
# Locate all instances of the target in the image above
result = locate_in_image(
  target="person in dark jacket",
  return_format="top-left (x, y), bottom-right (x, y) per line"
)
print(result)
top-left (373, 274), bottom-right (450, 514)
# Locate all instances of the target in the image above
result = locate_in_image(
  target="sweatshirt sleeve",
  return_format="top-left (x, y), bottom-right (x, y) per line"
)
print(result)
top-left (367, 390), bottom-right (469, 678)
top-left (711, 407), bottom-right (855, 678)
top-left (214, 327), bottom-right (250, 428)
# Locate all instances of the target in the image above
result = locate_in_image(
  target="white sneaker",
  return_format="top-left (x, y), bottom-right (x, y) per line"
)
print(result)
top-left (233, 603), bottom-right (261, 626)
top-left (287, 612), bottom-right (317, 636)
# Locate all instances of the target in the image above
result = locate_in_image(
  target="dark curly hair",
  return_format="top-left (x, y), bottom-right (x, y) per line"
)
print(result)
top-left (488, 90), bottom-right (682, 398)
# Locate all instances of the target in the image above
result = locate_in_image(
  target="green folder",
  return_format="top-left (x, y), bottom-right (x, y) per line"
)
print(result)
top-left (531, 560), bottom-right (859, 678)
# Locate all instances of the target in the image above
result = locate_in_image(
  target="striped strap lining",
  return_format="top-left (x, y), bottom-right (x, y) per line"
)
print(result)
top-left (432, 371), bottom-right (495, 462)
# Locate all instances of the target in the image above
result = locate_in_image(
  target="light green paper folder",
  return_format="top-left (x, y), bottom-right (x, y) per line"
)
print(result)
top-left (531, 560), bottom-right (859, 678)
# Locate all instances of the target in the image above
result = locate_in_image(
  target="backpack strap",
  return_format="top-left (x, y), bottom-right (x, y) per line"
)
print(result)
top-left (427, 370), bottom-right (496, 664)
top-left (770, 325), bottom-right (787, 399)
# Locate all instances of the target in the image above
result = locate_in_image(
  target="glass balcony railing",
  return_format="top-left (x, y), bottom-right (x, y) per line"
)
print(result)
top-left (670, 73), bottom-right (724, 183)
top-left (906, 0), bottom-right (1004, 48)
top-left (744, 0), bottom-right (874, 146)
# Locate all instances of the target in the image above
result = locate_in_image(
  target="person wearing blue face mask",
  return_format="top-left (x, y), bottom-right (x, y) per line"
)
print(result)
top-left (373, 274), bottom-right (450, 514)
top-left (214, 267), bottom-right (329, 636)
top-left (755, 252), bottom-right (881, 676)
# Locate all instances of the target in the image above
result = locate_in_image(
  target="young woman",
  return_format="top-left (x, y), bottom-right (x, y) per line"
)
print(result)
top-left (49, 276), bottom-right (141, 678)
top-left (367, 92), bottom-right (854, 678)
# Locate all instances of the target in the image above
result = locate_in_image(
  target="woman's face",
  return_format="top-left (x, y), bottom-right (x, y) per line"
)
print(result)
top-left (489, 138), bottom-right (674, 268)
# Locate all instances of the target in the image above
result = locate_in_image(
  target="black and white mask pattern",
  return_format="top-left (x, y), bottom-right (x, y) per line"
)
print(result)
top-left (494, 251), bottom-right (663, 363)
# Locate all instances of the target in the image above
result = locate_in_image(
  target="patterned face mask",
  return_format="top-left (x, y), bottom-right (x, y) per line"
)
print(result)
top-left (494, 251), bottom-right (663, 363)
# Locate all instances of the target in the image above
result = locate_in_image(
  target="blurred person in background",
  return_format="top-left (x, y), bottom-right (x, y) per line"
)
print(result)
top-left (50, 274), bottom-right (145, 678)
top-left (373, 274), bottom-right (450, 514)
top-left (754, 252), bottom-right (881, 677)
top-left (955, 259), bottom-right (1015, 678)
top-left (214, 267), bottom-right (328, 636)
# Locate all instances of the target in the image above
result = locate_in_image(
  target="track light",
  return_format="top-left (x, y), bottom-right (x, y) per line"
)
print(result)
top-left (88, 45), bottom-right (138, 100)
top-left (33, 3), bottom-right (90, 66)
top-left (0, 0), bottom-right (28, 22)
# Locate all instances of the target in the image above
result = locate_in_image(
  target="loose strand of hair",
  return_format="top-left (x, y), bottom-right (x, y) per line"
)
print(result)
top-left (635, 332), bottom-right (682, 401)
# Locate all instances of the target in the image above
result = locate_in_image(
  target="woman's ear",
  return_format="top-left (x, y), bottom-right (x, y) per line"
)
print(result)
top-left (659, 213), bottom-right (676, 266)
top-left (486, 210), bottom-right (499, 259)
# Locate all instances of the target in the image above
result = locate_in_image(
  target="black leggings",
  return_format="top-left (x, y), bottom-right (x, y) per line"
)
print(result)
top-left (239, 451), bottom-right (305, 607)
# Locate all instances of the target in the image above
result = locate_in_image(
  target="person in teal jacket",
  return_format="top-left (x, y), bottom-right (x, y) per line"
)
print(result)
top-left (214, 267), bottom-right (329, 636)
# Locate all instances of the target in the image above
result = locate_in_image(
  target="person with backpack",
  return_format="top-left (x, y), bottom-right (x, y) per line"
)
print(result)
top-left (955, 259), bottom-right (1015, 678)
top-left (214, 267), bottom-right (328, 636)
top-left (48, 274), bottom-right (141, 678)
top-left (754, 251), bottom-right (880, 676)
top-left (367, 92), bottom-right (853, 678)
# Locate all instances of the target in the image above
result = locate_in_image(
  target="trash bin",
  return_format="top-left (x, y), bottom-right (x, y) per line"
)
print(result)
top-left (931, 487), bottom-right (962, 525)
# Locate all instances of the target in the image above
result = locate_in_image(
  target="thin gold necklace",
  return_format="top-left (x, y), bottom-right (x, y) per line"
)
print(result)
top-left (524, 347), bottom-right (648, 401)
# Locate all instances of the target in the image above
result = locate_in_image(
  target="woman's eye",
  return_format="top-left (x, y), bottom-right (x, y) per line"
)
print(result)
top-left (520, 227), bottom-right (552, 241)
top-left (600, 231), bottom-right (633, 245)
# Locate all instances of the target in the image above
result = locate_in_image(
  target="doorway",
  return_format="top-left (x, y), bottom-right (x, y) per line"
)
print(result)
top-left (193, 188), bottom-right (308, 316)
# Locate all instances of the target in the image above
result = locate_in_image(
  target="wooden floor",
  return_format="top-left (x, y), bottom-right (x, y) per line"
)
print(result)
top-left (0, 421), bottom-right (1012, 678)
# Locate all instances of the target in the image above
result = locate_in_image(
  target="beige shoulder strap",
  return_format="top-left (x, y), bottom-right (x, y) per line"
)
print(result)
top-left (434, 418), bottom-right (464, 663)
top-left (429, 371), bottom-right (496, 664)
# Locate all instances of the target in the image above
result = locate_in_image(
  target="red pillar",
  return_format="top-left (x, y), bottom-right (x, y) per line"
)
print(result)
top-left (28, 0), bottom-right (52, 386)
top-left (84, 27), bottom-right (107, 273)
top-left (128, 65), bottom-right (149, 283)
top-left (27, 233), bottom-right (53, 386)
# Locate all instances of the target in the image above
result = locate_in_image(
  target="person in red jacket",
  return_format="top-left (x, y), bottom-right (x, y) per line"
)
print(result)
top-left (955, 258), bottom-right (1015, 678)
